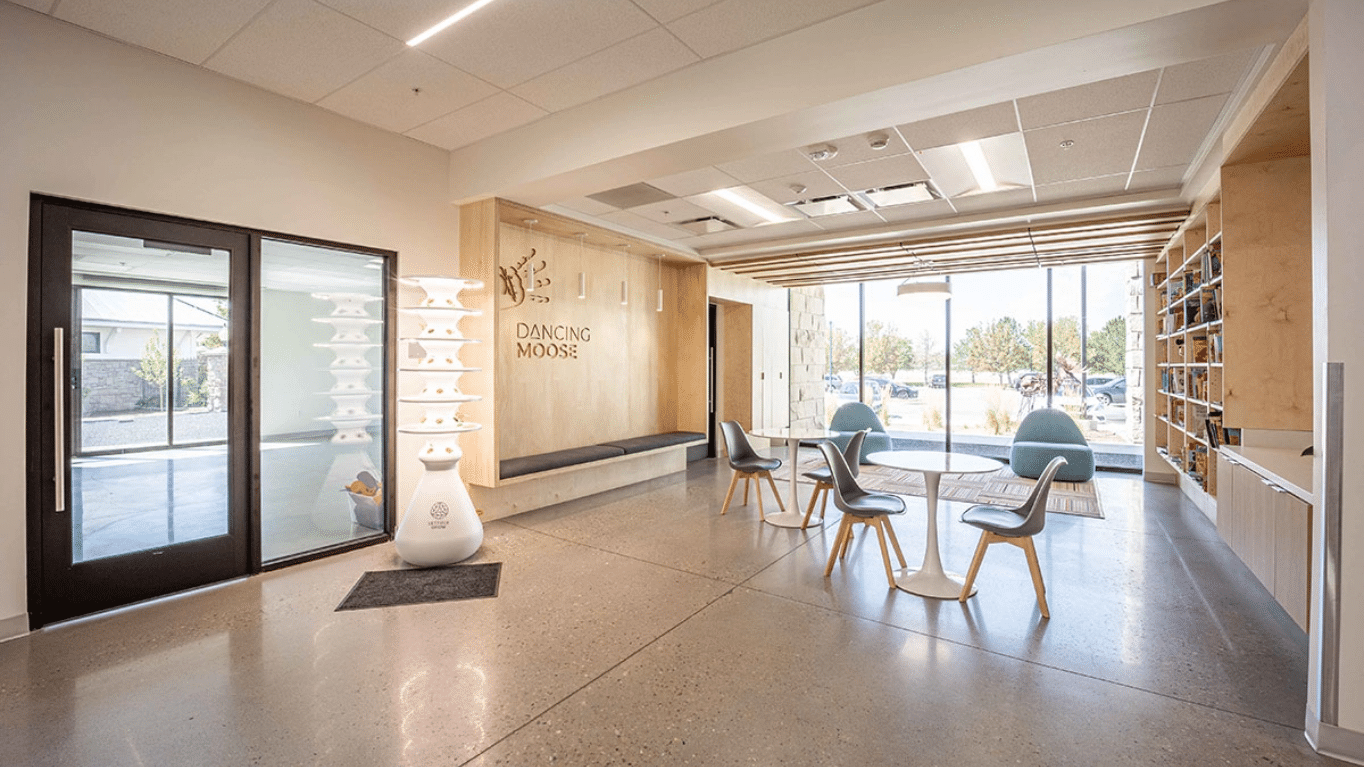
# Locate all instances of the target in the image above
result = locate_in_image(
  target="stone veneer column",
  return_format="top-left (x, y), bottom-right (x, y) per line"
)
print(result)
top-left (789, 287), bottom-right (827, 431)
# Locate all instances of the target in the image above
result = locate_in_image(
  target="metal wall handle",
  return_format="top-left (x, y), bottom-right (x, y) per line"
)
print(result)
top-left (54, 327), bottom-right (66, 512)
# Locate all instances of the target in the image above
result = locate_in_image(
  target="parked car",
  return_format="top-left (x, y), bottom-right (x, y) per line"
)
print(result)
top-left (824, 374), bottom-right (842, 392)
top-left (1089, 377), bottom-right (1127, 406)
top-left (836, 380), bottom-right (884, 406)
top-left (1084, 374), bottom-right (1120, 390)
top-left (930, 374), bottom-right (947, 389)
top-left (867, 375), bottom-right (918, 399)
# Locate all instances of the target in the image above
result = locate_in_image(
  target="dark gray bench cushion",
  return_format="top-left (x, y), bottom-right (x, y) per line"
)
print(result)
top-left (500, 445), bottom-right (626, 480)
top-left (599, 431), bottom-right (706, 455)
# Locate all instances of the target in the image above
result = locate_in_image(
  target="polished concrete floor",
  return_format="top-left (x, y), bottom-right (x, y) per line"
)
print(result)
top-left (0, 454), bottom-right (1341, 766)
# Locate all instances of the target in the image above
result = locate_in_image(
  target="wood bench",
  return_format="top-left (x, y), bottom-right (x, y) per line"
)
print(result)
top-left (472, 431), bottom-right (707, 520)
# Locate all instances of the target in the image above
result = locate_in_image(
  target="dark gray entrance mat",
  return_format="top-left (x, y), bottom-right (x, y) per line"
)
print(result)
top-left (336, 563), bottom-right (501, 611)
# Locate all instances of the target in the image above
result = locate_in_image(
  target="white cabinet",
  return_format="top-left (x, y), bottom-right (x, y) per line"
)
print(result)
top-left (1216, 448), bottom-right (1312, 631)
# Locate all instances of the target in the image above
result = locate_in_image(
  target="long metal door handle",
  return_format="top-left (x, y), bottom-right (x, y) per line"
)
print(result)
top-left (54, 327), bottom-right (66, 512)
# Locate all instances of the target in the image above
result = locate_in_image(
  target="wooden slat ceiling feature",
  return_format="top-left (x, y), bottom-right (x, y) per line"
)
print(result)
top-left (713, 210), bottom-right (1188, 287)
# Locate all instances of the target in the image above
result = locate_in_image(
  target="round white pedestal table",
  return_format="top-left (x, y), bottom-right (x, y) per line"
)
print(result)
top-left (748, 427), bottom-right (836, 529)
top-left (865, 450), bottom-right (1003, 598)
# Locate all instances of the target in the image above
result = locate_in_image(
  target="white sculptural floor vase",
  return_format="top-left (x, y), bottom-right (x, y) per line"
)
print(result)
top-left (394, 276), bottom-right (484, 567)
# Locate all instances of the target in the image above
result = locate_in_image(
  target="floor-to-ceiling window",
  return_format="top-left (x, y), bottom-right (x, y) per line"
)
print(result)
top-left (815, 261), bottom-right (1143, 469)
top-left (946, 268), bottom-right (1046, 450)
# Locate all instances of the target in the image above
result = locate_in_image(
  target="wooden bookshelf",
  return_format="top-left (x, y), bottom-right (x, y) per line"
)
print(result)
top-left (1152, 202), bottom-right (1223, 498)
top-left (1148, 136), bottom-right (1312, 511)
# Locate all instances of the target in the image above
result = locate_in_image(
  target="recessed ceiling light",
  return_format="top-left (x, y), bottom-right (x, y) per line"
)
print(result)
top-left (789, 183), bottom-right (808, 195)
top-left (787, 195), bottom-right (862, 217)
top-left (708, 187), bottom-right (798, 225)
top-left (860, 182), bottom-right (939, 208)
top-left (807, 144), bottom-right (838, 162)
top-left (959, 140), bottom-right (998, 193)
top-left (868, 133), bottom-right (890, 151)
top-left (407, 0), bottom-right (502, 47)
top-left (676, 216), bottom-right (738, 235)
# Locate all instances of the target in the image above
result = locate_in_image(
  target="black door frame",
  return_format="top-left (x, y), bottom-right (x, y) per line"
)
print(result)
top-left (25, 195), bottom-right (398, 627)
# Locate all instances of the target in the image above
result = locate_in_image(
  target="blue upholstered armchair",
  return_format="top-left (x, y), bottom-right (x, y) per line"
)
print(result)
top-left (1010, 408), bottom-right (1095, 482)
top-left (827, 402), bottom-right (892, 463)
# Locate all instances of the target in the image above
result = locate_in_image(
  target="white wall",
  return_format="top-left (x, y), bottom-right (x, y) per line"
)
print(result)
top-left (1309, 0), bottom-right (1364, 746)
top-left (0, 4), bottom-right (459, 632)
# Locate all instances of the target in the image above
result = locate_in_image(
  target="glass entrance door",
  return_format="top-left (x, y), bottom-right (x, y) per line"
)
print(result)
top-left (31, 201), bottom-right (250, 624)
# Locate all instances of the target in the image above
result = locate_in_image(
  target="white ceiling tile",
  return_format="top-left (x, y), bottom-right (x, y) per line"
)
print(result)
top-left (626, 198), bottom-right (714, 224)
top-left (421, 0), bottom-right (657, 89)
top-left (1156, 49), bottom-right (1256, 104)
top-left (950, 188), bottom-right (1037, 214)
top-left (10, 0), bottom-right (58, 13)
top-left (811, 130), bottom-right (910, 168)
top-left (54, 0), bottom-right (274, 64)
top-left (204, 0), bottom-right (404, 103)
top-left (665, 0), bottom-right (878, 59)
top-left (1129, 165), bottom-right (1187, 191)
top-left (717, 150), bottom-right (815, 183)
top-left (896, 102), bottom-right (1019, 151)
top-left (406, 92), bottom-right (547, 150)
top-left (646, 167), bottom-right (740, 197)
top-left (1017, 70), bottom-right (1159, 130)
top-left (512, 28), bottom-right (698, 112)
top-left (687, 219), bottom-right (821, 248)
top-left (824, 153), bottom-right (931, 193)
top-left (874, 198), bottom-right (955, 223)
top-left (599, 210), bottom-right (692, 241)
top-left (1024, 111), bottom-right (1147, 185)
top-left (812, 209), bottom-right (884, 231)
top-left (317, 50), bottom-right (498, 133)
top-left (1033, 174), bottom-right (1129, 204)
top-left (313, 0), bottom-right (468, 43)
top-left (1134, 93), bottom-right (1227, 170)
top-left (630, 0), bottom-right (724, 24)
top-left (748, 171), bottom-right (847, 204)
top-left (555, 197), bottom-right (621, 216)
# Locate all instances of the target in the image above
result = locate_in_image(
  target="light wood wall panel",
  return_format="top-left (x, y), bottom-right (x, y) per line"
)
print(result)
top-left (709, 267), bottom-right (790, 431)
top-left (496, 222), bottom-right (683, 460)
top-left (674, 264), bottom-right (710, 434)
top-left (1222, 155), bottom-right (1313, 431)
top-left (458, 198), bottom-right (499, 488)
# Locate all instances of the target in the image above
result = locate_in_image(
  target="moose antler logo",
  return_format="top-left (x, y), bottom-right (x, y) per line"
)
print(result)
top-left (499, 249), bottom-right (551, 307)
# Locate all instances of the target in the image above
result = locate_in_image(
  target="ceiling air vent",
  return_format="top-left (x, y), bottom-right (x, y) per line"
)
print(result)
top-left (860, 181), bottom-right (939, 208)
top-left (786, 195), bottom-right (862, 217)
top-left (676, 216), bottom-right (738, 235)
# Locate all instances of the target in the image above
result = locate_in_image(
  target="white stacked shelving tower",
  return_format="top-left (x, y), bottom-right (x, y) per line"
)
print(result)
top-left (394, 276), bottom-right (484, 566)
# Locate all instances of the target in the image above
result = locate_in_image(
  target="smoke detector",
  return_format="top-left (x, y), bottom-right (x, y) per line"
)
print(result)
top-left (868, 133), bottom-right (890, 151)
top-left (806, 144), bottom-right (838, 162)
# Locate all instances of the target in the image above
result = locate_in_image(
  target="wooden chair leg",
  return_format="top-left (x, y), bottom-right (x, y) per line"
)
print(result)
top-left (819, 485), bottom-right (830, 520)
top-left (743, 476), bottom-right (750, 505)
top-left (763, 471), bottom-right (786, 512)
top-left (825, 516), bottom-right (852, 576)
top-left (754, 476), bottom-right (766, 520)
top-left (882, 517), bottom-right (908, 569)
top-left (872, 517), bottom-right (896, 589)
top-left (720, 471), bottom-right (741, 515)
top-left (1022, 536), bottom-right (1050, 619)
top-left (958, 531), bottom-right (994, 602)
top-left (801, 483), bottom-right (822, 528)
top-left (840, 519), bottom-right (859, 560)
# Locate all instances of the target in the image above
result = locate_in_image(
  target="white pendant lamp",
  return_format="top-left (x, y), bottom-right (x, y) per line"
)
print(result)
top-left (896, 279), bottom-right (952, 300)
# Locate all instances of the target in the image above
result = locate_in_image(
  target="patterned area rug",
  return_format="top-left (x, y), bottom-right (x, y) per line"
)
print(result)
top-left (774, 457), bottom-right (1103, 518)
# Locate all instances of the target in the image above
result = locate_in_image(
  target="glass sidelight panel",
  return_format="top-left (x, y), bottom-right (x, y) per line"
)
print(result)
top-left (259, 239), bottom-right (388, 562)
top-left (70, 231), bottom-right (231, 563)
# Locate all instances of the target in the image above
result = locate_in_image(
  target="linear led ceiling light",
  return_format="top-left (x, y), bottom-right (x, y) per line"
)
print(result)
top-left (407, 0), bottom-right (501, 46)
top-left (709, 187), bottom-right (796, 225)
top-left (959, 140), bottom-right (998, 193)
